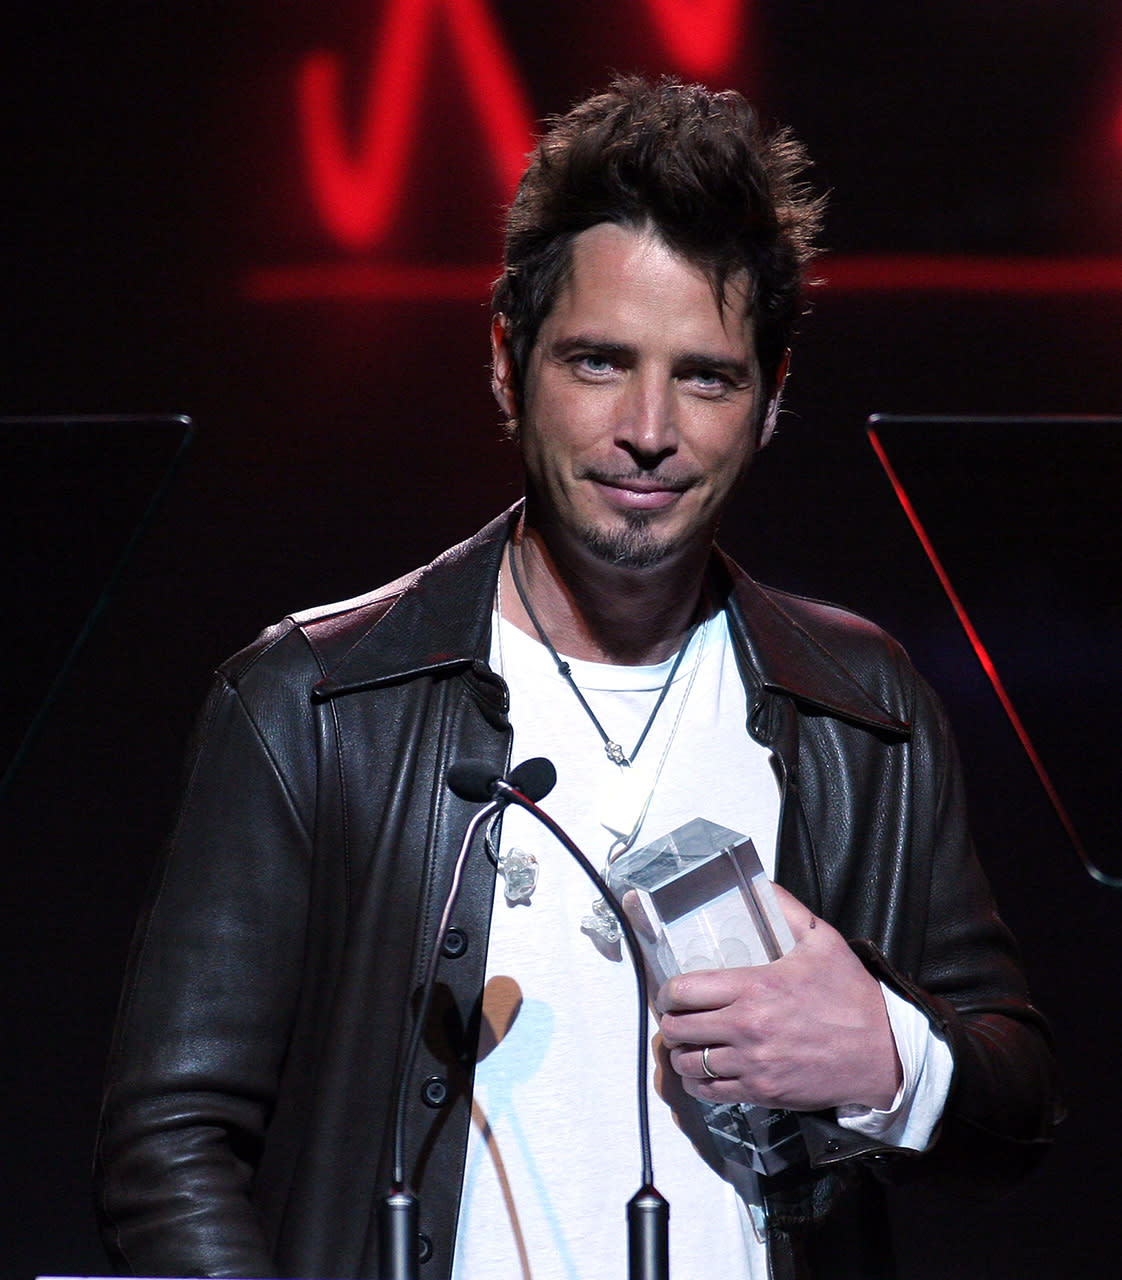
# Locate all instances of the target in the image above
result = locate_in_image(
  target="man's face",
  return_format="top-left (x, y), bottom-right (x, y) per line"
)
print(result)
top-left (493, 223), bottom-right (777, 571)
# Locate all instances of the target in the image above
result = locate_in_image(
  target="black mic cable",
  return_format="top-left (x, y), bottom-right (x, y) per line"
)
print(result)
top-left (446, 758), bottom-right (669, 1280)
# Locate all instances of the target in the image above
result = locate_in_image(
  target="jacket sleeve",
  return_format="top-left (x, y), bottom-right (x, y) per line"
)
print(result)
top-left (859, 663), bottom-right (1060, 1190)
top-left (94, 660), bottom-right (314, 1278)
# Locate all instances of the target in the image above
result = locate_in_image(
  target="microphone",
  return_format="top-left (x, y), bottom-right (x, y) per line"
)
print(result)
top-left (446, 756), bottom-right (556, 804)
top-left (379, 758), bottom-right (558, 1280)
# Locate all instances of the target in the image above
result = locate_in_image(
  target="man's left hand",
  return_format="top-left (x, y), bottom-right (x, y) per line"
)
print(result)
top-left (657, 883), bottom-right (902, 1112)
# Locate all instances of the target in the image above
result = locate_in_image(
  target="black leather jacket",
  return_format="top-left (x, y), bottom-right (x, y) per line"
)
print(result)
top-left (95, 507), bottom-right (1057, 1280)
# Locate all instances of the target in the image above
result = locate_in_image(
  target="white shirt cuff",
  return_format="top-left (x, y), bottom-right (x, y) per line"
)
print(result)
top-left (835, 981), bottom-right (954, 1151)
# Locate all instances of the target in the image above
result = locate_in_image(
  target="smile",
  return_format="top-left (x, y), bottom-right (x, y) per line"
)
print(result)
top-left (589, 476), bottom-right (693, 512)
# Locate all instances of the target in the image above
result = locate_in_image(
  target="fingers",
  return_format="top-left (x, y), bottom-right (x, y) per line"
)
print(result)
top-left (655, 885), bottom-right (822, 1017)
top-left (668, 1042), bottom-right (731, 1083)
top-left (665, 1042), bottom-right (759, 1105)
top-left (663, 1022), bottom-right (773, 1099)
top-left (657, 965), bottom-right (760, 1016)
top-left (659, 1004), bottom-right (733, 1050)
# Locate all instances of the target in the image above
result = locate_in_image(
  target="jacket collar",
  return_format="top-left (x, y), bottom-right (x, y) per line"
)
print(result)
top-left (314, 507), bottom-right (908, 736)
top-left (311, 508), bottom-right (517, 699)
top-left (718, 553), bottom-right (910, 736)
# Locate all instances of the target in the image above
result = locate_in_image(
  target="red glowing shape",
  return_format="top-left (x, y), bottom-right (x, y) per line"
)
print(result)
top-left (867, 425), bottom-right (1114, 887)
top-left (298, 0), bottom-right (535, 253)
top-left (244, 253), bottom-right (1122, 302)
top-left (643, 0), bottom-right (743, 77)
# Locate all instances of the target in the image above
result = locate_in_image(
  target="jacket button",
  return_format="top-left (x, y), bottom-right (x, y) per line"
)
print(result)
top-left (421, 1075), bottom-right (449, 1108)
top-left (441, 927), bottom-right (468, 959)
top-left (417, 1232), bottom-right (433, 1263)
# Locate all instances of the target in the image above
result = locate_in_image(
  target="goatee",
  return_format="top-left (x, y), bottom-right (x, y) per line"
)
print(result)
top-left (578, 511), bottom-right (675, 569)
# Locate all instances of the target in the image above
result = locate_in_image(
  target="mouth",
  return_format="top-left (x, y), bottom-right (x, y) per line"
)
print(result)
top-left (587, 473), bottom-right (694, 512)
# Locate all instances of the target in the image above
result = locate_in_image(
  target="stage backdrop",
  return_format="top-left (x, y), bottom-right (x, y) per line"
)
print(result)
top-left (4, 4), bottom-right (1122, 1276)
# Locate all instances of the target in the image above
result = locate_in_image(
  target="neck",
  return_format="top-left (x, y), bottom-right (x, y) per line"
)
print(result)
top-left (501, 520), bottom-right (711, 665)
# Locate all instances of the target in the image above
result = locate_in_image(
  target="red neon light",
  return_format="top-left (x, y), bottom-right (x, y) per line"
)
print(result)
top-left (642, 0), bottom-right (742, 77)
top-left (246, 261), bottom-right (497, 303)
top-left (816, 255), bottom-right (1122, 294)
top-left (867, 427), bottom-right (1119, 888)
top-left (298, 0), bottom-right (534, 253)
top-left (243, 254), bottom-right (1122, 303)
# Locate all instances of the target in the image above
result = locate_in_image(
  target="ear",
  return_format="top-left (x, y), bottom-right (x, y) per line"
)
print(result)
top-left (490, 314), bottom-right (519, 422)
top-left (758, 348), bottom-right (791, 450)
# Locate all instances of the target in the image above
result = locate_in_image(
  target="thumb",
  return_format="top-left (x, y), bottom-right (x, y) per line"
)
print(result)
top-left (768, 881), bottom-right (821, 946)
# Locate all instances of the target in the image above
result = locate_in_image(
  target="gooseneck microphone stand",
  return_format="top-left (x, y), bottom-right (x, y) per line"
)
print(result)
top-left (378, 758), bottom-right (558, 1280)
top-left (379, 758), bottom-right (669, 1280)
top-left (475, 764), bottom-right (670, 1280)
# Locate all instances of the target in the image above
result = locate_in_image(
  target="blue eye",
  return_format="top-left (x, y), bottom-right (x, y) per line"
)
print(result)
top-left (573, 353), bottom-right (620, 378)
top-left (688, 369), bottom-right (729, 392)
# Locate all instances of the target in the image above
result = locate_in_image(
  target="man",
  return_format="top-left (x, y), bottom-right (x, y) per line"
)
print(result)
top-left (95, 78), bottom-right (1057, 1280)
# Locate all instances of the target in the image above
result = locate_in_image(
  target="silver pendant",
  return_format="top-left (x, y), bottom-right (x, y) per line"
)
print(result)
top-left (581, 895), bottom-right (622, 945)
top-left (497, 846), bottom-right (539, 903)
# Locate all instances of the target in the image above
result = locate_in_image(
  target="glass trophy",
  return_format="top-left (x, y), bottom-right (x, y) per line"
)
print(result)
top-left (607, 817), bottom-right (808, 1177)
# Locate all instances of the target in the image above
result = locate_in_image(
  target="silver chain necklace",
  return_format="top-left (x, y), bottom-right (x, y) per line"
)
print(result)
top-left (497, 541), bottom-right (710, 941)
top-left (506, 541), bottom-right (698, 769)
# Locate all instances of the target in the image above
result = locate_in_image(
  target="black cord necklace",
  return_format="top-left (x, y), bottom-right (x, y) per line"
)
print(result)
top-left (506, 541), bottom-right (698, 769)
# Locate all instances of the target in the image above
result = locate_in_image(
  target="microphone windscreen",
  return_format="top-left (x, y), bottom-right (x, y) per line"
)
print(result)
top-left (508, 756), bottom-right (557, 802)
top-left (445, 759), bottom-right (499, 802)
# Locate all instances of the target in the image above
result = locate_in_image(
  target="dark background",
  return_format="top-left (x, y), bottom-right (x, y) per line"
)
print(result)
top-left (4, 3), bottom-right (1121, 1276)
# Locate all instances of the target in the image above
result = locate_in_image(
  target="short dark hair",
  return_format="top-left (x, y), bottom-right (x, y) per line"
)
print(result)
top-left (492, 75), bottom-right (824, 406)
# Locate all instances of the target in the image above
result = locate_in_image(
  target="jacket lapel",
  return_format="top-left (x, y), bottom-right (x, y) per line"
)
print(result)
top-left (720, 555), bottom-right (911, 738)
top-left (310, 507), bottom-right (518, 698)
top-left (312, 509), bottom-right (909, 741)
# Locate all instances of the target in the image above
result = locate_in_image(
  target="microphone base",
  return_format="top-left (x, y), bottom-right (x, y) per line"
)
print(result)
top-left (628, 1183), bottom-right (670, 1280)
top-left (379, 1188), bottom-right (420, 1280)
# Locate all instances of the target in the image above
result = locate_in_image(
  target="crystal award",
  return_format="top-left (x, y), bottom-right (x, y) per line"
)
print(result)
top-left (606, 816), bottom-right (808, 1177)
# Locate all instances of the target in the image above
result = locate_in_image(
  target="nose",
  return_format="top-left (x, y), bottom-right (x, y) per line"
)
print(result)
top-left (615, 370), bottom-right (678, 466)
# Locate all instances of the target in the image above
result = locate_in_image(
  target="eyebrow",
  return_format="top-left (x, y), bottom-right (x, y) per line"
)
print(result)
top-left (548, 335), bottom-right (635, 363)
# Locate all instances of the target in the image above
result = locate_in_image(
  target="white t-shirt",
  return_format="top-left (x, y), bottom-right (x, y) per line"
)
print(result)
top-left (451, 611), bottom-right (951, 1280)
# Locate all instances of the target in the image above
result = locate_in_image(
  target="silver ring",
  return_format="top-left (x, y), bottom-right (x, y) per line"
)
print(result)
top-left (701, 1046), bottom-right (720, 1080)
